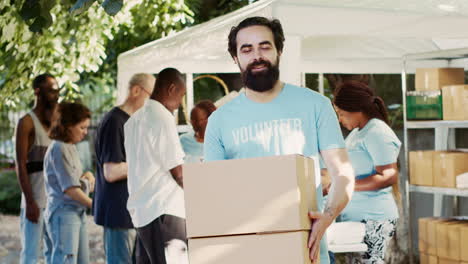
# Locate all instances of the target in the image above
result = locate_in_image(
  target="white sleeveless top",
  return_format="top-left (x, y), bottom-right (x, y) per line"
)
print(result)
top-left (20, 112), bottom-right (51, 209)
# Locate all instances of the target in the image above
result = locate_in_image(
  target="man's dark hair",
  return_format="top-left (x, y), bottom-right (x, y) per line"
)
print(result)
top-left (152, 68), bottom-right (184, 98)
top-left (49, 102), bottom-right (91, 143)
top-left (228, 16), bottom-right (285, 58)
top-left (32, 73), bottom-right (55, 89)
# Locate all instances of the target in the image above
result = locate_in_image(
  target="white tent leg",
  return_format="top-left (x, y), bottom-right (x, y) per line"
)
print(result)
top-left (186, 72), bottom-right (194, 114)
top-left (318, 73), bottom-right (324, 95)
top-left (280, 35), bottom-right (302, 86)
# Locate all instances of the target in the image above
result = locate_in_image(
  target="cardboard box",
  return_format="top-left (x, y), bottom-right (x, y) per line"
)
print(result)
top-left (436, 221), bottom-right (464, 260)
top-left (442, 85), bottom-right (468, 120)
top-left (188, 231), bottom-right (315, 264)
top-left (460, 225), bottom-right (468, 262)
top-left (416, 68), bottom-right (465, 91)
top-left (410, 151), bottom-right (436, 186)
top-left (427, 219), bottom-right (451, 255)
top-left (433, 152), bottom-right (468, 188)
top-left (184, 155), bottom-right (319, 238)
top-left (438, 258), bottom-right (460, 264)
top-left (419, 218), bottom-right (434, 253)
top-left (420, 253), bottom-right (439, 264)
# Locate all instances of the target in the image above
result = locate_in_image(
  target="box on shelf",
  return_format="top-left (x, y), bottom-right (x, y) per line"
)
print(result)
top-left (442, 85), bottom-right (468, 121)
top-left (419, 217), bottom-right (438, 253)
top-left (407, 91), bottom-right (443, 120)
top-left (438, 259), bottom-right (461, 264)
top-left (461, 225), bottom-right (468, 262)
top-left (188, 231), bottom-right (315, 264)
top-left (433, 152), bottom-right (468, 188)
top-left (427, 218), bottom-right (452, 256)
top-left (410, 151), bottom-right (437, 186)
top-left (436, 221), bottom-right (468, 260)
top-left (415, 68), bottom-right (465, 91)
top-left (183, 154), bottom-right (318, 238)
top-left (420, 253), bottom-right (438, 264)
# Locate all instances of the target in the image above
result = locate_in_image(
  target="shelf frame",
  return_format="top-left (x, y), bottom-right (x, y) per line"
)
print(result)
top-left (401, 47), bottom-right (468, 264)
top-left (409, 185), bottom-right (468, 197)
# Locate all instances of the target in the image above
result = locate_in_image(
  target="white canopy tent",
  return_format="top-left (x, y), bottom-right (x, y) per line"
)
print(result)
top-left (117, 0), bottom-right (468, 105)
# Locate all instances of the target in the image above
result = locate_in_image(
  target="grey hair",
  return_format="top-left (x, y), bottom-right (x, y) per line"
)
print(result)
top-left (128, 73), bottom-right (155, 91)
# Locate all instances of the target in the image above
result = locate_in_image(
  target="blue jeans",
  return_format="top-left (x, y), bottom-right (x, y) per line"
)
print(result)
top-left (20, 208), bottom-right (52, 264)
top-left (104, 227), bottom-right (136, 264)
top-left (46, 205), bottom-right (89, 264)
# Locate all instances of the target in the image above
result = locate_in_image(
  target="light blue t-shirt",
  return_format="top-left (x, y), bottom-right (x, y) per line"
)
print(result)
top-left (44, 140), bottom-right (87, 219)
top-left (340, 118), bottom-right (401, 222)
top-left (204, 83), bottom-right (345, 264)
top-left (180, 131), bottom-right (204, 163)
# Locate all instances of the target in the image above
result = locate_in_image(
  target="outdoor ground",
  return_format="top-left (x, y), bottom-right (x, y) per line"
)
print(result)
top-left (0, 213), bottom-right (105, 264)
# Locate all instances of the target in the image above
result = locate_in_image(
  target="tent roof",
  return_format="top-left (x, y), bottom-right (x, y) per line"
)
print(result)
top-left (117, 0), bottom-right (468, 95)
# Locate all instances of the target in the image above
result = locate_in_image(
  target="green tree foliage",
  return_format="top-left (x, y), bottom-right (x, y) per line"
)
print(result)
top-left (186, 0), bottom-right (254, 24)
top-left (0, 0), bottom-right (193, 110)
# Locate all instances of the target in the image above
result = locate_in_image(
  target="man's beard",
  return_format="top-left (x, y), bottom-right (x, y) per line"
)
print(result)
top-left (38, 91), bottom-right (57, 111)
top-left (241, 58), bottom-right (279, 92)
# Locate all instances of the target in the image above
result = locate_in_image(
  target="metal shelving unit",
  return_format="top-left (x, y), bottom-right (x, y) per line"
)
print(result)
top-left (401, 47), bottom-right (468, 264)
top-left (408, 185), bottom-right (468, 197)
top-left (406, 120), bottom-right (468, 129)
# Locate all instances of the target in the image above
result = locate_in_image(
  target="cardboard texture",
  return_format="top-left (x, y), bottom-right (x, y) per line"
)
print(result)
top-left (460, 225), bottom-right (468, 262)
top-left (442, 85), bottom-right (468, 120)
top-left (433, 152), bottom-right (468, 188)
top-left (436, 221), bottom-right (464, 260)
top-left (184, 155), bottom-right (318, 238)
top-left (415, 68), bottom-right (465, 91)
top-left (188, 231), bottom-right (315, 264)
top-left (419, 218), bottom-right (433, 253)
top-left (438, 259), bottom-right (460, 264)
top-left (427, 219), bottom-right (451, 255)
top-left (420, 253), bottom-right (439, 264)
top-left (410, 151), bottom-right (436, 186)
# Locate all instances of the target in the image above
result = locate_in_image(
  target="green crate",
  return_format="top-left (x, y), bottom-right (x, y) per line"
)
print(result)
top-left (406, 91), bottom-right (442, 120)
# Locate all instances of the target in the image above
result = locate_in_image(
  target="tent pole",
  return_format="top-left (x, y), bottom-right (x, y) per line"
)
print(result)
top-left (318, 73), bottom-right (325, 95)
top-left (187, 72), bottom-right (194, 114)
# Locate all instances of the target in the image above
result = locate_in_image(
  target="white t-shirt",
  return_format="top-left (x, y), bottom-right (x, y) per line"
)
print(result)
top-left (124, 100), bottom-right (185, 228)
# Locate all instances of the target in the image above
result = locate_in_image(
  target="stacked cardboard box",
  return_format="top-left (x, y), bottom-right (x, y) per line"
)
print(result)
top-left (415, 68), bottom-right (464, 91)
top-left (184, 155), bottom-right (320, 264)
top-left (409, 151), bottom-right (468, 188)
top-left (433, 152), bottom-right (468, 188)
top-left (419, 217), bottom-right (468, 264)
top-left (411, 68), bottom-right (467, 121)
top-left (409, 151), bottom-right (437, 186)
top-left (441, 85), bottom-right (468, 120)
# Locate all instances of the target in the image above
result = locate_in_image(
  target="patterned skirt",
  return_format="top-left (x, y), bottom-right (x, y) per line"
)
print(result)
top-left (344, 219), bottom-right (398, 264)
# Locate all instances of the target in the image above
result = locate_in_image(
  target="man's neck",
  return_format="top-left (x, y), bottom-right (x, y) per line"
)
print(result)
top-left (245, 80), bottom-right (284, 103)
top-left (32, 103), bottom-right (53, 129)
top-left (152, 96), bottom-right (174, 114)
top-left (119, 99), bottom-right (140, 116)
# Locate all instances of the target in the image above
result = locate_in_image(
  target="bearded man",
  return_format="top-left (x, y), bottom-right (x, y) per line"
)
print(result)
top-left (203, 16), bottom-right (355, 264)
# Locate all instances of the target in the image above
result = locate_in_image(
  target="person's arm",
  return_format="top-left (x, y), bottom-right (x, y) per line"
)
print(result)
top-left (103, 162), bottom-right (128, 183)
top-left (97, 115), bottom-right (127, 183)
top-left (170, 165), bottom-right (183, 188)
top-left (321, 168), bottom-right (331, 196)
top-left (203, 115), bottom-right (225, 161)
top-left (81, 171), bottom-right (95, 192)
top-left (64, 187), bottom-right (92, 208)
top-left (15, 115), bottom-right (40, 222)
top-left (55, 143), bottom-right (91, 206)
top-left (308, 148), bottom-right (355, 261)
top-left (355, 163), bottom-right (398, 191)
top-left (157, 114), bottom-right (185, 188)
